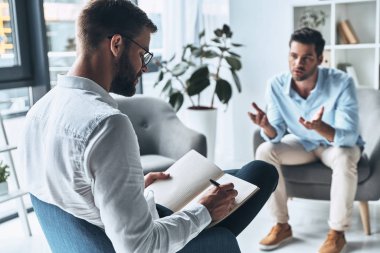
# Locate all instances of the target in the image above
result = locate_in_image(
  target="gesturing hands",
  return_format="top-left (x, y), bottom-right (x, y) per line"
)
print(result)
top-left (299, 106), bottom-right (324, 130)
top-left (299, 106), bottom-right (335, 142)
top-left (144, 172), bottom-right (170, 188)
top-left (248, 102), bottom-right (277, 139)
top-left (248, 102), bottom-right (270, 128)
top-left (198, 183), bottom-right (238, 221)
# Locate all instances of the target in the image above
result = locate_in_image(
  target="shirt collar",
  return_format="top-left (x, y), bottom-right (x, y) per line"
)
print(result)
top-left (57, 74), bottom-right (118, 108)
top-left (285, 67), bottom-right (324, 96)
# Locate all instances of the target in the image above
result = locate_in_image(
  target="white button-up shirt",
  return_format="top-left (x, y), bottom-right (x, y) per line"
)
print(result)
top-left (20, 75), bottom-right (211, 253)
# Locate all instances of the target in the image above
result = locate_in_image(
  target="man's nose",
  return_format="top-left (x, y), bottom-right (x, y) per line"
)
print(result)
top-left (295, 58), bottom-right (304, 66)
top-left (141, 64), bottom-right (148, 73)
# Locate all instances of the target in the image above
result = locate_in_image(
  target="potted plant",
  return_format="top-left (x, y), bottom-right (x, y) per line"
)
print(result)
top-left (154, 24), bottom-right (243, 160)
top-left (0, 161), bottom-right (10, 196)
top-left (298, 8), bottom-right (327, 29)
top-left (155, 24), bottom-right (242, 111)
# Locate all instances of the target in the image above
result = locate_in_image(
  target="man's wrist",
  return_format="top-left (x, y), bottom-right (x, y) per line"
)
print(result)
top-left (263, 125), bottom-right (277, 139)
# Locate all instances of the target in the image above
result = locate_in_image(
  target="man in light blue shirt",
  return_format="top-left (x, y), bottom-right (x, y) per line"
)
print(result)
top-left (248, 28), bottom-right (363, 253)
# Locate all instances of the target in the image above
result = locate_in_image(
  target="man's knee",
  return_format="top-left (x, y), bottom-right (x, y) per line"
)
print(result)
top-left (255, 142), bottom-right (277, 162)
top-left (244, 160), bottom-right (279, 192)
top-left (329, 147), bottom-right (360, 174)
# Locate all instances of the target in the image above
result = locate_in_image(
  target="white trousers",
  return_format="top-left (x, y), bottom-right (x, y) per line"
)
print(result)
top-left (256, 135), bottom-right (361, 231)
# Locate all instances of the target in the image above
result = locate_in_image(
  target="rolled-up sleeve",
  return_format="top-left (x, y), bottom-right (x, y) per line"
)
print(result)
top-left (84, 114), bottom-right (211, 253)
top-left (333, 78), bottom-right (360, 147)
top-left (261, 80), bottom-right (287, 143)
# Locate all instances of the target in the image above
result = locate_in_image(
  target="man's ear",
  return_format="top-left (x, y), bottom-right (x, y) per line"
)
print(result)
top-left (317, 54), bottom-right (323, 65)
top-left (109, 34), bottom-right (123, 59)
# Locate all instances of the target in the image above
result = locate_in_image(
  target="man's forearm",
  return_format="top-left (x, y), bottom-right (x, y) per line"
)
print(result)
top-left (315, 122), bottom-right (335, 142)
top-left (263, 125), bottom-right (277, 139)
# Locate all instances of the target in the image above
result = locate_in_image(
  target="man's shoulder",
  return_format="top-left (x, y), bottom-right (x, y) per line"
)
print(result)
top-left (267, 72), bottom-right (291, 92)
top-left (321, 67), bottom-right (350, 82)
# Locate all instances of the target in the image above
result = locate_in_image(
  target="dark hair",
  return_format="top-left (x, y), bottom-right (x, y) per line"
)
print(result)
top-left (77, 0), bottom-right (157, 53)
top-left (289, 27), bottom-right (325, 57)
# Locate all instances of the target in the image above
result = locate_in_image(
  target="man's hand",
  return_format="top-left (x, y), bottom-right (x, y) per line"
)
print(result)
top-left (144, 172), bottom-right (170, 188)
top-left (248, 102), bottom-right (277, 138)
top-left (198, 183), bottom-right (238, 221)
top-left (299, 106), bottom-right (335, 142)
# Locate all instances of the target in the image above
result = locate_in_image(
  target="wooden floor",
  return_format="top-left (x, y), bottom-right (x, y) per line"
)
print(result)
top-left (1, 198), bottom-right (380, 253)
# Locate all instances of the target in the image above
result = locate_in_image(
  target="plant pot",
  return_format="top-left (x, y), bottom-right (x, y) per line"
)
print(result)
top-left (0, 181), bottom-right (8, 196)
top-left (184, 107), bottom-right (217, 161)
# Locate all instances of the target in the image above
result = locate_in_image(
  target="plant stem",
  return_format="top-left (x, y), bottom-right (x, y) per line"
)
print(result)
top-left (210, 39), bottom-right (226, 108)
top-left (176, 76), bottom-right (195, 106)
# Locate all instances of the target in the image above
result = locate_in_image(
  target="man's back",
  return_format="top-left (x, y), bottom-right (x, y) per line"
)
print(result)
top-left (21, 75), bottom-right (121, 226)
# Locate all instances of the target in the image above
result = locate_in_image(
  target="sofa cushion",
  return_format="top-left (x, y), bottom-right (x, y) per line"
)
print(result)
top-left (282, 154), bottom-right (370, 185)
top-left (140, 155), bottom-right (175, 174)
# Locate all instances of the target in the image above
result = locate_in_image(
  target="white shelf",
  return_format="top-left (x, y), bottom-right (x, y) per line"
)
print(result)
top-left (0, 114), bottom-right (32, 236)
top-left (292, 0), bottom-right (380, 89)
top-left (0, 190), bottom-right (28, 204)
top-left (0, 145), bottom-right (17, 153)
top-left (334, 43), bottom-right (378, 49)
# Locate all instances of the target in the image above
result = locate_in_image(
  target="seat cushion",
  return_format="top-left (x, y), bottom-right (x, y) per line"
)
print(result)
top-left (282, 154), bottom-right (370, 185)
top-left (140, 155), bottom-right (175, 174)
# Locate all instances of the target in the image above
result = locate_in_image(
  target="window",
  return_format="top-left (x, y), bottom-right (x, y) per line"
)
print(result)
top-left (0, 0), bottom-right (16, 67)
top-left (138, 0), bottom-right (229, 97)
top-left (0, 0), bottom-right (50, 118)
top-left (43, 0), bottom-right (86, 87)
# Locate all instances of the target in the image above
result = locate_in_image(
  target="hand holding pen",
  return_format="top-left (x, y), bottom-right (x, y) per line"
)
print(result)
top-left (198, 179), bottom-right (238, 221)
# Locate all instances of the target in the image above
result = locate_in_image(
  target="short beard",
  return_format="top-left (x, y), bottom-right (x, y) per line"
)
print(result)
top-left (292, 65), bottom-right (318, 82)
top-left (110, 51), bottom-right (138, 97)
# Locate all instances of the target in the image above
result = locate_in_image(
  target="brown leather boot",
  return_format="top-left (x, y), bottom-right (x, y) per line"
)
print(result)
top-left (318, 230), bottom-right (347, 253)
top-left (259, 223), bottom-right (292, 251)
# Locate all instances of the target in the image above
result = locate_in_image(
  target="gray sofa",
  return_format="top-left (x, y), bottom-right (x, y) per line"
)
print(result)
top-left (253, 88), bottom-right (380, 235)
top-left (113, 94), bottom-right (207, 174)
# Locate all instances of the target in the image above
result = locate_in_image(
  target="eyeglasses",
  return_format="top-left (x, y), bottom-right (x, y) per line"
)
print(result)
top-left (108, 34), bottom-right (153, 67)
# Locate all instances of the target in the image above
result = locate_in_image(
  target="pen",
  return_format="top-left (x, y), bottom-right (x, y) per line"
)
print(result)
top-left (209, 179), bottom-right (220, 187)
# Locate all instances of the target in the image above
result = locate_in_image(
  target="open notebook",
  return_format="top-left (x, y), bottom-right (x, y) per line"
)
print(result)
top-left (144, 150), bottom-right (260, 226)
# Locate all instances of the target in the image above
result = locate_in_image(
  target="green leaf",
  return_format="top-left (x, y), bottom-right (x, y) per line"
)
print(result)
top-left (154, 71), bottom-right (164, 87)
top-left (225, 31), bottom-right (233, 38)
top-left (198, 30), bottom-right (205, 39)
top-left (222, 24), bottom-right (231, 34)
top-left (225, 56), bottom-right (242, 70)
top-left (231, 43), bottom-right (243, 47)
top-left (203, 50), bottom-right (219, 59)
top-left (230, 69), bottom-right (242, 92)
top-left (162, 79), bottom-right (172, 96)
top-left (228, 51), bottom-right (241, 58)
top-left (168, 54), bottom-right (176, 62)
top-left (217, 46), bottom-right (229, 52)
top-left (214, 28), bottom-right (223, 37)
top-left (171, 62), bottom-right (188, 77)
top-left (211, 38), bottom-right (221, 44)
top-left (215, 79), bottom-right (232, 104)
top-left (191, 48), bottom-right (202, 57)
top-left (186, 66), bottom-right (210, 96)
top-left (169, 92), bottom-right (184, 112)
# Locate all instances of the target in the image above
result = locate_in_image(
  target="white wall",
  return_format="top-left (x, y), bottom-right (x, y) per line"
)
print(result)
top-left (229, 0), bottom-right (292, 163)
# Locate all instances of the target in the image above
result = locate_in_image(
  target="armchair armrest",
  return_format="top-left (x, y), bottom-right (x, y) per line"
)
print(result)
top-left (253, 128), bottom-right (265, 158)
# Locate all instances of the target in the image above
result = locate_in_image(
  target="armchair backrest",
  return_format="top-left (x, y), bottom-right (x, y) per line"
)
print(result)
top-left (357, 89), bottom-right (380, 167)
top-left (30, 194), bottom-right (115, 253)
top-left (113, 94), bottom-right (207, 160)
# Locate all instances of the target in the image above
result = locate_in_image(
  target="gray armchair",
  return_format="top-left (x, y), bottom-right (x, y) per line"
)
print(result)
top-left (253, 88), bottom-right (380, 235)
top-left (113, 94), bottom-right (207, 174)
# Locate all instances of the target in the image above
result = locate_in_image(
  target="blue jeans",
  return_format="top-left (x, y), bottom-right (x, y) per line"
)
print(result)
top-left (158, 160), bottom-right (279, 253)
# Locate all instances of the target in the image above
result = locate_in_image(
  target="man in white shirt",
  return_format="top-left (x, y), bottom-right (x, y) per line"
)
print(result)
top-left (21, 1), bottom-right (278, 252)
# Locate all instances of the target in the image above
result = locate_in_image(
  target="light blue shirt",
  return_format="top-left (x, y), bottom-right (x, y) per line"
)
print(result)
top-left (261, 67), bottom-right (364, 152)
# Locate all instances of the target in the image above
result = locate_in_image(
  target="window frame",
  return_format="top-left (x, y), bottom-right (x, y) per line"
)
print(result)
top-left (0, 0), bottom-right (31, 84)
top-left (0, 0), bottom-right (50, 103)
